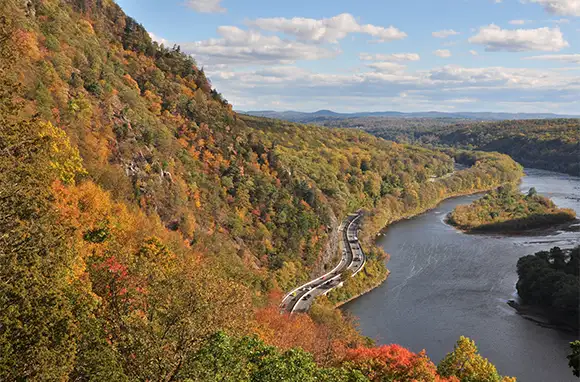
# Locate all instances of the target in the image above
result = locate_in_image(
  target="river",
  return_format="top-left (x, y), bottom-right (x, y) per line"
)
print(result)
top-left (343, 168), bottom-right (580, 381)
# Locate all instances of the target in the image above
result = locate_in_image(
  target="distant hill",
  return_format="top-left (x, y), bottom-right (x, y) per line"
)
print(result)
top-left (240, 109), bottom-right (579, 123)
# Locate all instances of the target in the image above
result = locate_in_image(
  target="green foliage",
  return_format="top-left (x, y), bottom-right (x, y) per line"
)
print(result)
top-left (448, 186), bottom-right (576, 232)
top-left (351, 118), bottom-right (580, 176)
top-left (178, 332), bottom-right (368, 382)
top-left (568, 341), bottom-right (580, 378)
top-left (516, 247), bottom-right (579, 329)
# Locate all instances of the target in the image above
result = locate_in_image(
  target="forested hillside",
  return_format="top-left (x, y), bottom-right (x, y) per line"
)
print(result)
top-left (0, 0), bottom-right (519, 380)
top-left (357, 119), bottom-right (580, 176)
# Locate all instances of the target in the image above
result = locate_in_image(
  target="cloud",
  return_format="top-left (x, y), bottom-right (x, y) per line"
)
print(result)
top-left (469, 50), bottom-right (479, 56)
top-left (509, 19), bottom-right (530, 25)
top-left (434, 49), bottom-right (452, 58)
top-left (209, 63), bottom-right (580, 113)
top-left (528, 0), bottom-right (580, 16)
top-left (468, 24), bottom-right (569, 51)
top-left (186, 0), bottom-right (226, 13)
top-left (246, 13), bottom-right (407, 43)
top-left (367, 62), bottom-right (407, 73)
top-left (359, 53), bottom-right (420, 62)
top-left (180, 26), bottom-right (339, 66)
top-left (523, 54), bottom-right (580, 63)
top-left (547, 18), bottom-right (570, 23)
top-left (432, 29), bottom-right (460, 38)
top-left (149, 32), bottom-right (169, 46)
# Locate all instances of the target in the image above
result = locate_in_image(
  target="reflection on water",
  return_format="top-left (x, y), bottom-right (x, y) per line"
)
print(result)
top-left (343, 168), bottom-right (580, 382)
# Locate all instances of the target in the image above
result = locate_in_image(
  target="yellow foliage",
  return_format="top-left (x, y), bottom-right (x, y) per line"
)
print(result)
top-left (123, 73), bottom-right (140, 91)
top-left (77, 19), bottom-right (95, 35)
top-left (39, 122), bottom-right (86, 185)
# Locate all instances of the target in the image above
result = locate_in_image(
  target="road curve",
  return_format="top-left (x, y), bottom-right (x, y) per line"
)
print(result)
top-left (281, 212), bottom-right (366, 313)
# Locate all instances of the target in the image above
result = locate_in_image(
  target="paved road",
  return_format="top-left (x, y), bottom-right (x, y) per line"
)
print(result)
top-left (281, 212), bottom-right (367, 313)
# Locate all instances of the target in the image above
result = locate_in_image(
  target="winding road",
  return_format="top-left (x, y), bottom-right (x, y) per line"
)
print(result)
top-left (281, 212), bottom-right (366, 313)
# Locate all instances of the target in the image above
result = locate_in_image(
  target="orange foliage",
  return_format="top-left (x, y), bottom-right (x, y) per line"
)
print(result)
top-left (123, 73), bottom-right (140, 91)
top-left (254, 307), bottom-right (350, 365)
top-left (14, 29), bottom-right (41, 61)
top-left (344, 345), bottom-right (459, 382)
top-left (143, 90), bottom-right (162, 115)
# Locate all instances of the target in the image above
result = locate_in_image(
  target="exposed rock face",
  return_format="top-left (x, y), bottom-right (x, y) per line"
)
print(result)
top-left (22, 0), bottom-right (36, 17)
top-left (310, 210), bottom-right (339, 278)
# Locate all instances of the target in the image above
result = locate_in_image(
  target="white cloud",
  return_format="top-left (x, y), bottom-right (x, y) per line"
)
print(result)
top-left (247, 13), bottom-right (407, 43)
top-left (434, 49), bottom-right (452, 58)
top-left (181, 26), bottom-right (339, 66)
top-left (523, 54), bottom-right (580, 63)
top-left (468, 24), bottom-right (569, 51)
top-left (509, 19), bottom-right (530, 25)
top-left (528, 0), bottom-right (580, 16)
top-left (210, 63), bottom-right (580, 113)
top-left (367, 62), bottom-right (407, 73)
top-left (186, 0), bottom-right (226, 13)
top-left (149, 32), bottom-right (169, 46)
top-left (360, 53), bottom-right (420, 62)
top-left (547, 18), bottom-right (570, 23)
top-left (469, 50), bottom-right (479, 56)
top-left (432, 29), bottom-right (460, 38)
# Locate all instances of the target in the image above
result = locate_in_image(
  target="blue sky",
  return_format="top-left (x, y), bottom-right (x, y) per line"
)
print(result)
top-left (117, 0), bottom-right (580, 113)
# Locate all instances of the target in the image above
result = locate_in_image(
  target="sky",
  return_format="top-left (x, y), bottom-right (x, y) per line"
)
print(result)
top-left (116, 0), bottom-right (580, 114)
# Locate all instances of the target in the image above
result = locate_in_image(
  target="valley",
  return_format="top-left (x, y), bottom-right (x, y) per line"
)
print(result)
top-left (1, 0), bottom-right (578, 380)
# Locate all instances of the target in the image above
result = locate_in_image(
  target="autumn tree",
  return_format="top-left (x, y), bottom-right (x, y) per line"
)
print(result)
top-left (437, 336), bottom-right (516, 382)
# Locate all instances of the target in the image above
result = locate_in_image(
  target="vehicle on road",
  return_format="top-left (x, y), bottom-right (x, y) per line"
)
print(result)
top-left (282, 212), bottom-right (365, 313)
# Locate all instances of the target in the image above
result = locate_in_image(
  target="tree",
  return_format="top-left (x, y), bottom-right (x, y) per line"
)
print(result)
top-left (344, 344), bottom-right (442, 382)
top-left (178, 332), bottom-right (368, 382)
top-left (437, 336), bottom-right (515, 382)
top-left (341, 268), bottom-right (354, 281)
top-left (568, 341), bottom-right (580, 378)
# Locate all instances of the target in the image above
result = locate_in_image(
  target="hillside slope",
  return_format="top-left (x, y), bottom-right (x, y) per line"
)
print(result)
top-left (360, 119), bottom-right (580, 176)
top-left (1, 0), bottom-right (520, 380)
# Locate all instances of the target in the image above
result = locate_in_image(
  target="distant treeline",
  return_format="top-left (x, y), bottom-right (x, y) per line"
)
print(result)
top-left (341, 118), bottom-right (580, 176)
top-left (517, 247), bottom-right (579, 330)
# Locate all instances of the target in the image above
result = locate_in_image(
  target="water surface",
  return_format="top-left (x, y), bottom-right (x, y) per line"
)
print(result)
top-left (343, 168), bottom-right (579, 382)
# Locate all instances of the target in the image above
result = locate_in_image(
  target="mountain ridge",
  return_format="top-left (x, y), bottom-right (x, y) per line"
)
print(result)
top-left (240, 109), bottom-right (579, 122)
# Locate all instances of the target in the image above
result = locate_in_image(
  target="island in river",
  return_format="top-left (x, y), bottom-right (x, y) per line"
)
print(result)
top-left (447, 184), bottom-right (577, 233)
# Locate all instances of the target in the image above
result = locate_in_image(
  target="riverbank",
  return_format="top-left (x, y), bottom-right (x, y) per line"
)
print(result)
top-left (447, 216), bottom-right (580, 236)
top-left (326, 183), bottom-right (519, 307)
top-left (507, 299), bottom-right (578, 333)
top-left (333, 271), bottom-right (389, 308)
top-left (310, 150), bottom-right (524, 309)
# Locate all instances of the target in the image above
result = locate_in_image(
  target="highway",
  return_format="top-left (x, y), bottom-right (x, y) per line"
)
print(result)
top-left (281, 212), bottom-right (367, 313)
